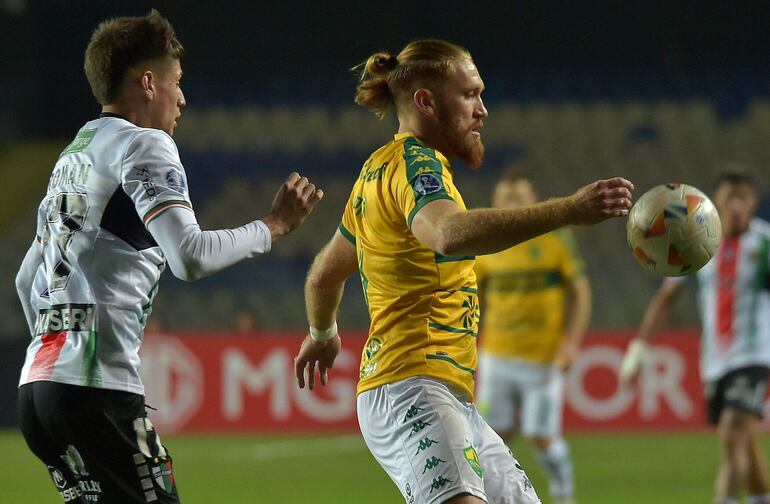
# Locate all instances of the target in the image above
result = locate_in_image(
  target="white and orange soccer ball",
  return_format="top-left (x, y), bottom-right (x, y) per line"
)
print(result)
top-left (627, 183), bottom-right (722, 276)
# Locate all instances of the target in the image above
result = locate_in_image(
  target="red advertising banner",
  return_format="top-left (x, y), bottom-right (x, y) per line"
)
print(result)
top-left (139, 329), bottom-right (721, 434)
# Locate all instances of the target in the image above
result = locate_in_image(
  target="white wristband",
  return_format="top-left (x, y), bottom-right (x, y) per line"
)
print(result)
top-left (309, 322), bottom-right (338, 342)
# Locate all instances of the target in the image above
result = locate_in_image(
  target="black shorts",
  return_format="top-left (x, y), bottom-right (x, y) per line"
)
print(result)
top-left (18, 381), bottom-right (180, 503)
top-left (705, 365), bottom-right (770, 425)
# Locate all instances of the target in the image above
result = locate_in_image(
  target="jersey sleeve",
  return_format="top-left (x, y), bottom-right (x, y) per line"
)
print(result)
top-left (556, 227), bottom-right (585, 280)
top-left (339, 191), bottom-right (357, 246)
top-left (121, 130), bottom-right (194, 228)
top-left (396, 142), bottom-right (456, 228)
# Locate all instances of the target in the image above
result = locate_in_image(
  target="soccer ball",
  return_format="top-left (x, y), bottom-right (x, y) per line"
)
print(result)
top-left (627, 183), bottom-right (721, 276)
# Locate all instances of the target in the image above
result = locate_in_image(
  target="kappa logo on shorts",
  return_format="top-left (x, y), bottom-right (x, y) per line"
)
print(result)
top-left (462, 445), bottom-right (483, 479)
top-left (421, 456), bottom-right (446, 474)
top-left (414, 437), bottom-right (439, 455)
top-left (408, 420), bottom-right (432, 437)
top-left (403, 405), bottom-right (425, 423)
top-left (429, 476), bottom-right (453, 494)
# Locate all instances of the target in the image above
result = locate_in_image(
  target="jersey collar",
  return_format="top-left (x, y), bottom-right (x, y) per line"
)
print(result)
top-left (394, 132), bottom-right (451, 167)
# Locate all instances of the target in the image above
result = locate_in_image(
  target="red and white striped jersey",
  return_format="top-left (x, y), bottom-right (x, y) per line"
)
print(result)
top-left (671, 218), bottom-right (770, 381)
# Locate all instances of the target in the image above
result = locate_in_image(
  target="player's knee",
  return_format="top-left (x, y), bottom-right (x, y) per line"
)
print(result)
top-left (529, 436), bottom-right (552, 451)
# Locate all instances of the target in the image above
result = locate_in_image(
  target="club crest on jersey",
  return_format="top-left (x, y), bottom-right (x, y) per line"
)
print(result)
top-left (413, 172), bottom-right (442, 196)
top-left (165, 170), bottom-right (187, 194)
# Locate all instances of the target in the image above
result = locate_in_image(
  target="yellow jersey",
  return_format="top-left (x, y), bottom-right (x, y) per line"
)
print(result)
top-left (474, 228), bottom-right (584, 363)
top-left (340, 133), bottom-right (479, 400)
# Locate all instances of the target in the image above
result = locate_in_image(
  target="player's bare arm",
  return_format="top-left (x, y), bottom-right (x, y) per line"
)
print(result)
top-left (411, 177), bottom-right (634, 257)
top-left (295, 230), bottom-right (358, 390)
top-left (555, 276), bottom-right (592, 370)
top-left (620, 278), bottom-right (685, 384)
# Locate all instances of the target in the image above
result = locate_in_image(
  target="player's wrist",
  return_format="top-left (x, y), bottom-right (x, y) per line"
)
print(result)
top-left (261, 215), bottom-right (291, 242)
top-left (309, 322), bottom-right (338, 342)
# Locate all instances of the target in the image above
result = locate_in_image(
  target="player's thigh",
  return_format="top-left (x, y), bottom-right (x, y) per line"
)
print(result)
top-left (18, 383), bottom-right (92, 503)
top-left (30, 382), bottom-right (180, 503)
top-left (476, 353), bottom-right (518, 432)
top-left (470, 408), bottom-right (541, 504)
top-left (357, 377), bottom-right (487, 504)
top-left (520, 369), bottom-right (564, 438)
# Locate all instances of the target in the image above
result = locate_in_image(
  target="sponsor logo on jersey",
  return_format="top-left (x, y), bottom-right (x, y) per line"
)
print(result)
top-left (135, 166), bottom-right (157, 200)
top-left (34, 304), bottom-right (96, 335)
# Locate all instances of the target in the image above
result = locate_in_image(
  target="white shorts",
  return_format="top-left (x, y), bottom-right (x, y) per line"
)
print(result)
top-left (357, 376), bottom-right (541, 504)
top-left (476, 353), bottom-right (564, 438)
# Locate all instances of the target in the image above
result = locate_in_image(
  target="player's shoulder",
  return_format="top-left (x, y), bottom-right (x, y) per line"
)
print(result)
top-left (750, 217), bottom-right (770, 238)
top-left (400, 135), bottom-right (444, 169)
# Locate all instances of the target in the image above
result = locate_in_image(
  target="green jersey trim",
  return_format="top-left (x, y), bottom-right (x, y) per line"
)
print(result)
top-left (339, 223), bottom-right (356, 245)
top-left (426, 354), bottom-right (476, 376)
top-left (428, 322), bottom-right (478, 338)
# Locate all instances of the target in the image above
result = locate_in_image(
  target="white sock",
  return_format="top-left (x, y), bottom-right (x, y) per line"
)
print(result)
top-left (747, 494), bottom-right (770, 504)
top-left (534, 437), bottom-right (574, 498)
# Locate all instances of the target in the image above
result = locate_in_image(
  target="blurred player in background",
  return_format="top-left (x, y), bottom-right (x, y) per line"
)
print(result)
top-left (475, 171), bottom-right (591, 504)
top-left (294, 38), bottom-right (632, 504)
top-left (15, 10), bottom-right (322, 503)
top-left (621, 172), bottom-right (770, 504)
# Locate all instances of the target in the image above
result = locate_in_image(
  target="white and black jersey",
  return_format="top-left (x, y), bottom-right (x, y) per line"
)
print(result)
top-left (16, 115), bottom-right (271, 394)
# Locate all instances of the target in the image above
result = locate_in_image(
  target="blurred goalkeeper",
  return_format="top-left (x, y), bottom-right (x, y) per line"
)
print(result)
top-left (15, 10), bottom-right (322, 503)
top-left (475, 170), bottom-right (591, 504)
top-left (621, 172), bottom-right (770, 504)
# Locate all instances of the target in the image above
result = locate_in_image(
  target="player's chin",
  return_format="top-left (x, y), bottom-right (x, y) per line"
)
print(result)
top-left (460, 135), bottom-right (485, 170)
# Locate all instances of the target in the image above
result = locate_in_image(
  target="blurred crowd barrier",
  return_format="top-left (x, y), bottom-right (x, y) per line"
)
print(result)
top-left (138, 329), bottom-right (712, 434)
top-left (0, 329), bottom-right (735, 431)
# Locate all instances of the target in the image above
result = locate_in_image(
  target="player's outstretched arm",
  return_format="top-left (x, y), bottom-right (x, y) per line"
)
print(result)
top-left (15, 239), bottom-right (43, 337)
top-left (411, 177), bottom-right (634, 257)
top-left (620, 279), bottom-right (685, 384)
top-left (148, 172), bottom-right (323, 282)
top-left (295, 231), bottom-right (358, 390)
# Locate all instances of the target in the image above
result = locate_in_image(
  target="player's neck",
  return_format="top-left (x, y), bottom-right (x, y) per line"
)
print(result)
top-left (397, 119), bottom-right (453, 161)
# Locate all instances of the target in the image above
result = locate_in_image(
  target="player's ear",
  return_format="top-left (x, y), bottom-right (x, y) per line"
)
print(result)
top-left (413, 88), bottom-right (436, 117)
top-left (139, 70), bottom-right (155, 100)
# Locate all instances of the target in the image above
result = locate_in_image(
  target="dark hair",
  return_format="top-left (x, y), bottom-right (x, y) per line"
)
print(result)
top-left (352, 39), bottom-right (472, 119)
top-left (84, 9), bottom-right (183, 105)
top-left (715, 169), bottom-right (756, 192)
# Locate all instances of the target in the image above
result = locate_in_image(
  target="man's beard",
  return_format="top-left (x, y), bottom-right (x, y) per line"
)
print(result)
top-left (437, 115), bottom-right (485, 170)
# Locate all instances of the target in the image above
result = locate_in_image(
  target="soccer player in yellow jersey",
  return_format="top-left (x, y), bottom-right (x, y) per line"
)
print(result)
top-left (294, 39), bottom-right (633, 504)
top-left (475, 171), bottom-right (592, 504)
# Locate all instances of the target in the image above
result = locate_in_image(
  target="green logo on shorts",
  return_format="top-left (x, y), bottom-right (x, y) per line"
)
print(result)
top-left (415, 437), bottom-right (438, 455)
top-left (463, 445), bottom-right (483, 478)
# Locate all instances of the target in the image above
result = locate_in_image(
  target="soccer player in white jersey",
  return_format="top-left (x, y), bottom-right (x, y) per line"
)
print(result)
top-left (621, 172), bottom-right (770, 504)
top-left (15, 11), bottom-right (322, 503)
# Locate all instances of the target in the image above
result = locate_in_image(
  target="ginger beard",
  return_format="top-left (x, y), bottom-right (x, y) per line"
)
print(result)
top-left (435, 100), bottom-right (485, 170)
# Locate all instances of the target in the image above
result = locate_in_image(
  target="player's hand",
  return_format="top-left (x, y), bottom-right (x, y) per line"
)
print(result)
top-left (263, 172), bottom-right (324, 241)
top-left (568, 177), bottom-right (634, 225)
top-left (619, 338), bottom-right (648, 386)
top-left (554, 340), bottom-right (579, 371)
top-left (294, 333), bottom-right (341, 391)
